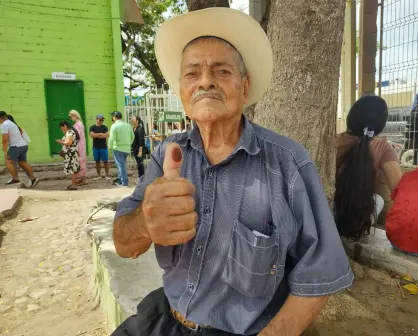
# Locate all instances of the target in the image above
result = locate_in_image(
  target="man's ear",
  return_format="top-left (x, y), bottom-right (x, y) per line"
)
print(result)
top-left (243, 75), bottom-right (250, 104)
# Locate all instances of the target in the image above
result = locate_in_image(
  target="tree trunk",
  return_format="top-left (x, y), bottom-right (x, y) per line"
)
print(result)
top-left (186, 0), bottom-right (229, 11)
top-left (253, 0), bottom-right (346, 198)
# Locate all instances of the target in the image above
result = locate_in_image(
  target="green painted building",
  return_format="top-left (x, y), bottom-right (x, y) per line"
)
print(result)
top-left (0, 0), bottom-right (139, 164)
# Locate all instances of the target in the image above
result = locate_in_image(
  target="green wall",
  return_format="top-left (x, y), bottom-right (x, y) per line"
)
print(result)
top-left (0, 0), bottom-right (123, 164)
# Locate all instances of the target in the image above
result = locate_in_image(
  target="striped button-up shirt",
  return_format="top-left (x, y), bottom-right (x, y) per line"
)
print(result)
top-left (115, 116), bottom-right (354, 335)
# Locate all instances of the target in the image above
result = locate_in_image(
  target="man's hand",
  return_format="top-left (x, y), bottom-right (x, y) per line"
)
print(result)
top-left (142, 143), bottom-right (197, 246)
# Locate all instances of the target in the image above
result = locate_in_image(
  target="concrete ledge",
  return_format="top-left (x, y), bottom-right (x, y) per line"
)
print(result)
top-left (86, 201), bottom-right (162, 331)
top-left (343, 228), bottom-right (418, 279)
top-left (0, 189), bottom-right (22, 223)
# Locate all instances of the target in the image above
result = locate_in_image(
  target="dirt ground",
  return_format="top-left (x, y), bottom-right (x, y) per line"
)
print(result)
top-left (307, 262), bottom-right (418, 336)
top-left (0, 177), bottom-right (417, 336)
top-left (0, 179), bottom-right (129, 336)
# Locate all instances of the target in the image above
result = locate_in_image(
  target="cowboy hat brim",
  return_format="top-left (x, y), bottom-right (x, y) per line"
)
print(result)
top-left (155, 8), bottom-right (273, 107)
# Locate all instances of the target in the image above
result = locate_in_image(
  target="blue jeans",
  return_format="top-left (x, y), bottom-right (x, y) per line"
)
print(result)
top-left (113, 150), bottom-right (129, 186)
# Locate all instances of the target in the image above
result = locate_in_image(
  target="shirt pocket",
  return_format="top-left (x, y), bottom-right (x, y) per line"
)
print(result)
top-left (221, 220), bottom-right (284, 298)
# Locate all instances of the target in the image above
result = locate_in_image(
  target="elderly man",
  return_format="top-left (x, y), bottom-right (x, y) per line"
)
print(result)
top-left (112, 8), bottom-right (353, 336)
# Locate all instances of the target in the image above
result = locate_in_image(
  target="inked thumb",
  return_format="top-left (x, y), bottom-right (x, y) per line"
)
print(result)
top-left (163, 143), bottom-right (183, 180)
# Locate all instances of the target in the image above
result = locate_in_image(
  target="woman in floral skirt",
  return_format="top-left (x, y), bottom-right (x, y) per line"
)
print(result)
top-left (56, 121), bottom-right (80, 190)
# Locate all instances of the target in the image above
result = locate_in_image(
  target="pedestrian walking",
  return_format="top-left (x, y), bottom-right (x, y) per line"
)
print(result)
top-left (0, 111), bottom-right (39, 188)
top-left (89, 114), bottom-right (111, 180)
top-left (109, 111), bottom-right (134, 187)
top-left (131, 116), bottom-right (145, 180)
top-left (56, 121), bottom-right (80, 190)
top-left (69, 110), bottom-right (88, 186)
top-left (111, 8), bottom-right (353, 336)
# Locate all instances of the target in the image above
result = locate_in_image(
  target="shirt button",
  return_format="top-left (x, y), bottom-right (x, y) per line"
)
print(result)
top-left (189, 283), bottom-right (195, 291)
top-left (196, 246), bottom-right (202, 254)
top-left (208, 169), bottom-right (213, 176)
top-left (204, 207), bottom-right (211, 214)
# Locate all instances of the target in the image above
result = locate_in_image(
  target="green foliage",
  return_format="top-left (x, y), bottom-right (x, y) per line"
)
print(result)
top-left (122, 0), bottom-right (186, 90)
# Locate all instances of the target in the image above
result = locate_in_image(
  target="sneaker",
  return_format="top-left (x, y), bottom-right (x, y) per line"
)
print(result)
top-left (105, 176), bottom-right (112, 180)
top-left (93, 176), bottom-right (101, 181)
top-left (29, 178), bottom-right (40, 188)
top-left (115, 183), bottom-right (129, 188)
top-left (5, 179), bottom-right (20, 185)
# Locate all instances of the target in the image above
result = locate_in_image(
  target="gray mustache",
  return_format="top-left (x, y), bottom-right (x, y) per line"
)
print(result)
top-left (191, 90), bottom-right (224, 103)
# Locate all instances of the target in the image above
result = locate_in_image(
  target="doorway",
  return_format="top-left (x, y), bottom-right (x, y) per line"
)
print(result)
top-left (44, 80), bottom-right (86, 155)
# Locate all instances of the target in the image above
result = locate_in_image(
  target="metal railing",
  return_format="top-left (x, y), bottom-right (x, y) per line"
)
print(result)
top-left (124, 89), bottom-right (186, 152)
top-left (378, 0), bottom-right (418, 166)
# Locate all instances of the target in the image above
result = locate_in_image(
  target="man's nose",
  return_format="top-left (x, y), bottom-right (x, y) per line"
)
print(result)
top-left (198, 70), bottom-right (216, 91)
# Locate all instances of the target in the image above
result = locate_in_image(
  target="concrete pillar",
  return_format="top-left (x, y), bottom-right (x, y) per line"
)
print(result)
top-left (340, 0), bottom-right (357, 127)
top-left (249, 0), bottom-right (266, 22)
top-left (359, 0), bottom-right (378, 96)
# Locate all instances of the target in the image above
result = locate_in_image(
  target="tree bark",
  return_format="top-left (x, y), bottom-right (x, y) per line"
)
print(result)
top-left (186, 0), bottom-right (229, 11)
top-left (253, 0), bottom-right (346, 197)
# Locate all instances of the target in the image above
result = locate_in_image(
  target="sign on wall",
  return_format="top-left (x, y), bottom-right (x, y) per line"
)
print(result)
top-left (52, 72), bottom-right (76, 80)
top-left (158, 111), bottom-right (183, 122)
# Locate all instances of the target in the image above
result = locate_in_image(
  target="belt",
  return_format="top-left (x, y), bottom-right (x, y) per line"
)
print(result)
top-left (170, 306), bottom-right (212, 332)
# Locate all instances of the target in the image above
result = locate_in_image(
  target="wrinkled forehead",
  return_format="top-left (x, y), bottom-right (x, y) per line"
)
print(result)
top-left (181, 37), bottom-right (241, 65)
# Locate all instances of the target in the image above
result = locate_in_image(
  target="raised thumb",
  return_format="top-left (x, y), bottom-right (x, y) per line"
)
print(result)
top-left (163, 143), bottom-right (183, 180)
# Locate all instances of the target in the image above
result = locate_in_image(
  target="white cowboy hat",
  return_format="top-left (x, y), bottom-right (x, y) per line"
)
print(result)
top-left (155, 7), bottom-right (273, 107)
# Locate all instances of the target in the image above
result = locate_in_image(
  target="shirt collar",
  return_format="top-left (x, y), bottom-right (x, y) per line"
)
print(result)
top-left (179, 115), bottom-right (260, 156)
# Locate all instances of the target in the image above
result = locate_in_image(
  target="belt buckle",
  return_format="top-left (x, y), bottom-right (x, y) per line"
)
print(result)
top-left (187, 323), bottom-right (202, 332)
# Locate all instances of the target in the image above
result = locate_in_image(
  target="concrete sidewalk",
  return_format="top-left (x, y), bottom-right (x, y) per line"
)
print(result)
top-left (343, 228), bottom-right (418, 279)
top-left (0, 188), bottom-right (22, 223)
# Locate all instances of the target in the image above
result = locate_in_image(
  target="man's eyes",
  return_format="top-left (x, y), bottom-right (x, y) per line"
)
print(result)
top-left (218, 69), bottom-right (231, 75)
top-left (183, 69), bottom-right (231, 77)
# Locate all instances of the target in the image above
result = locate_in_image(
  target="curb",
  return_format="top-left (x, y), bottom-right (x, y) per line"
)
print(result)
top-left (343, 228), bottom-right (418, 279)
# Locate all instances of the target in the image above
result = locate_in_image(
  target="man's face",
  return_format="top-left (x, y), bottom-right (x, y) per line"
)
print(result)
top-left (97, 118), bottom-right (104, 125)
top-left (179, 39), bottom-right (249, 124)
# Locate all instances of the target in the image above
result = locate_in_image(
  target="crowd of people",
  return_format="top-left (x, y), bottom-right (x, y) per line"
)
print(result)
top-left (1, 109), bottom-right (190, 190)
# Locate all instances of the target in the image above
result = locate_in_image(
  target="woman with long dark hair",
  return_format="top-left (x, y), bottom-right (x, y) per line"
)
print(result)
top-left (130, 116), bottom-right (145, 179)
top-left (8, 115), bottom-right (30, 143)
top-left (56, 121), bottom-right (81, 190)
top-left (335, 96), bottom-right (402, 240)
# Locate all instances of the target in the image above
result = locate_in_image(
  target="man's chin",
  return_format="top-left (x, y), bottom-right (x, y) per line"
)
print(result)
top-left (189, 101), bottom-right (228, 121)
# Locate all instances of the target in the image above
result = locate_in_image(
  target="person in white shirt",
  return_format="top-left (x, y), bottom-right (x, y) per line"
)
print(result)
top-left (0, 111), bottom-right (39, 187)
top-left (172, 122), bottom-right (182, 135)
top-left (166, 123), bottom-right (173, 137)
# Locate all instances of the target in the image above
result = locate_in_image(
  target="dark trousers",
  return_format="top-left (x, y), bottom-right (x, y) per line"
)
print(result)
top-left (111, 288), bottom-right (257, 336)
top-left (133, 150), bottom-right (145, 179)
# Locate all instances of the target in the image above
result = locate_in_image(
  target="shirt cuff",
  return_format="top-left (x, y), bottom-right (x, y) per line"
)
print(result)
top-left (288, 270), bottom-right (354, 296)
